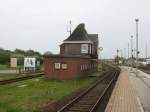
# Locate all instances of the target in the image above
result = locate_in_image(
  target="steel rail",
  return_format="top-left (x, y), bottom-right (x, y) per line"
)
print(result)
top-left (0, 72), bottom-right (44, 85)
top-left (57, 71), bottom-right (111, 112)
top-left (90, 70), bottom-right (119, 112)
top-left (57, 68), bottom-right (120, 112)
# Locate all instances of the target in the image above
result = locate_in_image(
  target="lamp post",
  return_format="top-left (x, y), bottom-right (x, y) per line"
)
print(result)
top-left (145, 44), bottom-right (148, 65)
top-left (98, 47), bottom-right (103, 73)
top-left (135, 18), bottom-right (139, 74)
top-left (128, 43), bottom-right (129, 59)
top-left (127, 43), bottom-right (130, 68)
top-left (131, 35), bottom-right (133, 58)
top-left (130, 35), bottom-right (133, 70)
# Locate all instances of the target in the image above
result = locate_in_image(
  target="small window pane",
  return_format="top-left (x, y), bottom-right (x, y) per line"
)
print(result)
top-left (55, 63), bottom-right (60, 69)
top-left (62, 63), bottom-right (67, 69)
top-left (81, 44), bottom-right (88, 53)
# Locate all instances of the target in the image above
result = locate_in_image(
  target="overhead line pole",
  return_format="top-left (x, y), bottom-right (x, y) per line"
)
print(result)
top-left (69, 20), bottom-right (72, 35)
top-left (128, 43), bottom-right (129, 59)
top-left (145, 44), bottom-right (148, 65)
top-left (131, 35), bottom-right (133, 71)
top-left (135, 19), bottom-right (139, 75)
top-left (67, 20), bottom-right (72, 35)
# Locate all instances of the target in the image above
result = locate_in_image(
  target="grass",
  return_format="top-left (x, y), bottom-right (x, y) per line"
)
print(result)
top-left (0, 64), bottom-right (14, 70)
top-left (0, 77), bottom-right (95, 112)
top-left (0, 74), bottom-right (19, 80)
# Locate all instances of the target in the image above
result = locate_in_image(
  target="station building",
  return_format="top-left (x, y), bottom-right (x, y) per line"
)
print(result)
top-left (44, 23), bottom-right (99, 80)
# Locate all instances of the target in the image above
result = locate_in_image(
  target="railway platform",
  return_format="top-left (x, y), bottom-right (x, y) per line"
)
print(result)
top-left (129, 68), bottom-right (150, 112)
top-left (105, 67), bottom-right (142, 112)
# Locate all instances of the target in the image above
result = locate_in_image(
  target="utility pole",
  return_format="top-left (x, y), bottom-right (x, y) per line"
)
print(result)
top-left (98, 47), bottom-right (103, 73)
top-left (131, 35), bottom-right (133, 59)
top-left (135, 18), bottom-right (139, 74)
top-left (130, 35), bottom-right (133, 70)
top-left (124, 48), bottom-right (126, 59)
top-left (128, 43), bottom-right (129, 59)
top-left (69, 20), bottom-right (72, 35)
top-left (67, 20), bottom-right (72, 35)
top-left (146, 44), bottom-right (147, 59)
top-left (146, 44), bottom-right (148, 65)
top-left (127, 43), bottom-right (129, 68)
top-left (117, 49), bottom-right (119, 65)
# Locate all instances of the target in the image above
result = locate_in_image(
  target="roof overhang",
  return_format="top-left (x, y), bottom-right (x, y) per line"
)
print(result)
top-left (63, 41), bottom-right (93, 44)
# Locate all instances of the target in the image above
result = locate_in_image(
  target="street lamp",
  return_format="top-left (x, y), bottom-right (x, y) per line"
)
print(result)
top-left (130, 35), bottom-right (133, 71)
top-left (131, 35), bottom-right (133, 58)
top-left (135, 18), bottom-right (139, 74)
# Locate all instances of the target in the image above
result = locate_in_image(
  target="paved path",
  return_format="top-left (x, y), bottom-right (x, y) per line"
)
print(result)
top-left (105, 67), bottom-right (141, 112)
top-left (0, 70), bottom-right (18, 74)
top-left (129, 68), bottom-right (150, 112)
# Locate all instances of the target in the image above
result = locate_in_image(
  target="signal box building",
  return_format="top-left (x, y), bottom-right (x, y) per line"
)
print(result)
top-left (44, 23), bottom-right (99, 80)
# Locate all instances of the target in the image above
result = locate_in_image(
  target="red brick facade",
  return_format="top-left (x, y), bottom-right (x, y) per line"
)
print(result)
top-left (44, 23), bottom-right (99, 80)
top-left (60, 43), bottom-right (98, 58)
top-left (45, 56), bottom-right (98, 80)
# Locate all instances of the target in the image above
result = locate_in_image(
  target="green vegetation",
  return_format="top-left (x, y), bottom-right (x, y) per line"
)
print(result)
top-left (0, 64), bottom-right (11, 70)
top-left (98, 63), bottom-right (110, 72)
top-left (0, 77), bottom-right (95, 112)
top-left (0, 48), bottom-right (44, 66)
top-left (0, 64), bottom-right (16, 70)
top-left (0, 74), bottom-right (18, 80)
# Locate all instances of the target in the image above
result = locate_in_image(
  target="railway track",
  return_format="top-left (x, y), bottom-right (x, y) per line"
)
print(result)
top-left (57, 68), bottom-right (120, 112)
top-left (0, 72), bottom-right (44, 85)
top-left (141, 69), bottom-right (150, 74)
top-left (139, 66), bottom-right (150, 74)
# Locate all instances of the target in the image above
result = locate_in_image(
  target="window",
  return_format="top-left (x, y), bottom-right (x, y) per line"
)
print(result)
top-left (62, 63), bottom-right (67, 69)
top-left (55, 63), bottom-right (61, 69)
top-left (81, 44), bottom-right (88, 53)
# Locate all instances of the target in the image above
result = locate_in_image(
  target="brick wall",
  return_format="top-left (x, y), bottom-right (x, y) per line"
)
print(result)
top-left (45, 57), bottom-right (98, 80)
top-left (60, 43), bottom-right (97, 58)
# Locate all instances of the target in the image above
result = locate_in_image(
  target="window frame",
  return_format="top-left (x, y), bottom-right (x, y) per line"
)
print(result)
top-left (81, 44), bottom-right (88, 53)
top-left (61, 63), bottom-right (68, 69)
top-left (54, 63), bottom-right (61, 69)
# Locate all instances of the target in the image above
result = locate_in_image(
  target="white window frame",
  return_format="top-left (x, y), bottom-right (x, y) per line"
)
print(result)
top-left (55, 63), bottom-right (61, 69)
top-left (62, 63), bottom-right (67, 69)
top-left (81, 44), bottom-right (88, 53)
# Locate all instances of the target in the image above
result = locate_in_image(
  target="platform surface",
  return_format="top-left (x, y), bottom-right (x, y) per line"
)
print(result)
top-left (105, 67), bottom-right (141, 112)
top-left (129, 68), bottom-right (150, 112)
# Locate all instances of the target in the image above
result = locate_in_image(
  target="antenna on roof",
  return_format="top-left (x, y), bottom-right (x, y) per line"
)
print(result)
top-left (67, 20), bottom-right (72, 35)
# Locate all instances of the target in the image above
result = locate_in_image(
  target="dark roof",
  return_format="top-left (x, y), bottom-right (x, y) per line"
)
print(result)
top-left (88, 34), bottom-right (98, 42)
top-left (63, 23), bottom-right (99, 47)
top-left (88, 34), bottom-right (99, 47)
top-left (64, 23), bottom-right (90, 41)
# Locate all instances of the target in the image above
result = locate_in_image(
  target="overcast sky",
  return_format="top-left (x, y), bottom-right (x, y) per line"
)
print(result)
top-left (0, 0), bottom-right (150, 58)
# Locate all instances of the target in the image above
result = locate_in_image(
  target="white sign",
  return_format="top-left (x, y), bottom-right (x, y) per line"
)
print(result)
top-left (24, 58), bottom-right (36, 68)
top-left (119, 60), bottom-right (122, 64)
top-left (10, 58), bottom-right (17, 67)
